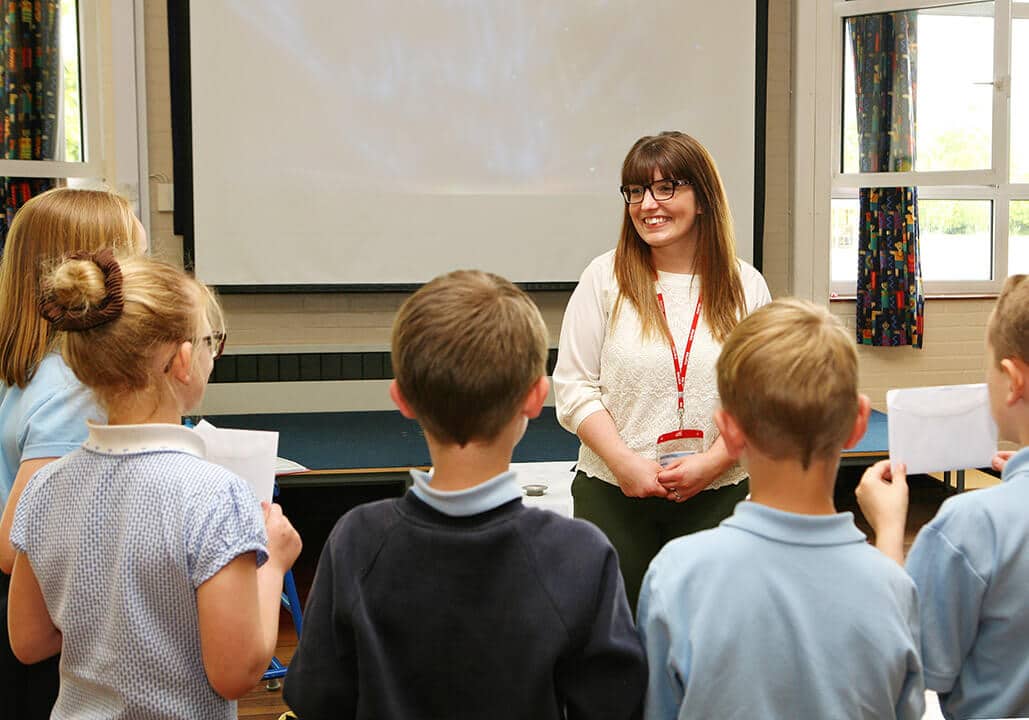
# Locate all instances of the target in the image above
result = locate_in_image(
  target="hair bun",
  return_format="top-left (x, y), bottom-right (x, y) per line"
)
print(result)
top-left (48, 258), bottom-right (107, 306)
top-left (40, 248), bottom-right (125, 331)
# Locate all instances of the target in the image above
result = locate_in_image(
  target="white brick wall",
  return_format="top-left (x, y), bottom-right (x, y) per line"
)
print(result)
top-left (831, 299), bottom-right (994, 410)
top-left (143, 0), bottom-right (182, 267)
top-left (762, 0), bottom-right (792, 299)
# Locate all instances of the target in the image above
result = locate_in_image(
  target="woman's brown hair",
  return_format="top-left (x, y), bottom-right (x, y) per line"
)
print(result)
top-left (613, 131), bottom-right (746, 342)
top-left (0, 189), bottom-right (145, 387)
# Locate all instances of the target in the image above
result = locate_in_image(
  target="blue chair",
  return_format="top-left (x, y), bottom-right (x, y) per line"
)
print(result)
top-left (263, 481), bottom-right (304, 689)
top-left (262, 567), bottom-right (304, 687)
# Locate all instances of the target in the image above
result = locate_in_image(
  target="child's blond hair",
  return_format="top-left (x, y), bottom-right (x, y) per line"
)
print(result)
top-left (392, 270), bottom-right (548, 445)
top-left (41, 253), bottom-right (223, 412)
top-left (988, 274), bottom-right (1028, 365)
top-left (0, 188), bottom-right (145, 387)
top-left (717, 298), bottom-right (859, 469)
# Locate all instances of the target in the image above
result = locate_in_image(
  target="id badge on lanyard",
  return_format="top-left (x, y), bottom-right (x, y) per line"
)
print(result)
top-left (655, 292), bottom-right (705, 467)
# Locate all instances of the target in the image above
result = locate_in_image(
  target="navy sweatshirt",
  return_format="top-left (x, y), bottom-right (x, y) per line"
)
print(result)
top-left (284, 491), bottom-right (646, 720)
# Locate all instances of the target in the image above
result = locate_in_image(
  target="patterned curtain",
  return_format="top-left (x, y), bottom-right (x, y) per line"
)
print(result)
top-left (849, 12), bottom-right (924, 348)
top-left (0, 1), bottom-right (60, 248)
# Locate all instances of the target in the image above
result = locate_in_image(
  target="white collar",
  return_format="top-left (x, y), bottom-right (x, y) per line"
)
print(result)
top-left (85, 421), bottom-right (207, 458)
top-left (408, 469), bottom-right (522, 517)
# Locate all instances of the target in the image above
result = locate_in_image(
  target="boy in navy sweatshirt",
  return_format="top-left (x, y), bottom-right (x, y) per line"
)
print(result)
top-left (284, 270), bottom-right (646, 720)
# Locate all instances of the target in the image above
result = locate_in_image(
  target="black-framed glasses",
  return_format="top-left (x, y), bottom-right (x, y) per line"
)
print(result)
top-left (201, 331), bottom-right (227, 360)
top-left (620, 179), bottom-right (691, 204)
top-left (162, 331), bottom-right (227, 373)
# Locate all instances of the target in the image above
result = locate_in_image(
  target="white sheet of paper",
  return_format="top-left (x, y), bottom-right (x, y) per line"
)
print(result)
top-left (194, 420), bottom-right (279, 504)
top-left (887, 384), bottom-right (998, 475)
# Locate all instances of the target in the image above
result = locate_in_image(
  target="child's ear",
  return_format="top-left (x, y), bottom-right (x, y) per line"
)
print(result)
top-left (843, 394), bottom-right (872, 450)
top-left (522, 376), bottom-right (549, 420)
top-left (389, 380), bottom-right (417, 419)
top-left (167, 342), bottom-right (194, 385)
top-left (1000, 358), bottom-right (1027, 405)
top-left (714, 408), bottom-right (745, 459)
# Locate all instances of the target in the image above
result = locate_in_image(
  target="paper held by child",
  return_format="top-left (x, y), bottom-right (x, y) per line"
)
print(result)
top-left (886, 384), bottom-right (998, 475)
top-left (193, 420), bottom-right (279, 504)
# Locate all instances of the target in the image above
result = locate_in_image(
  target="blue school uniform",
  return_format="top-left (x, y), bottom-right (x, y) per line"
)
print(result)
top-left (637, 501), bottom-right (924, 720)
top-left (0, 353), bottom-right (99, 506)
top-left (0, 353), bottom-right (100, 719)
top-left (10, 423), bottom-right (268, 720)
top-left (906, 446), bottom-right (1029, 720)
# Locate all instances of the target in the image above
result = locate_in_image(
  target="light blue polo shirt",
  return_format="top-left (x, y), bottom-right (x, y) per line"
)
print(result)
top-left (638, 501), bottom-right (924, 720)
top-left (0, 353), bottom-right (101, 507)
top-left (906, 446), bottom-right (1029, 720)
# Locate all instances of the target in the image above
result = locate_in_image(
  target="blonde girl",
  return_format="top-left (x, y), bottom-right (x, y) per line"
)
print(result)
top-left (0, 188), bottom-right (144, 718)
top-left (554, 131), bottom-right (772, 609)
top-left (7, 251), bottom-right (301, 718)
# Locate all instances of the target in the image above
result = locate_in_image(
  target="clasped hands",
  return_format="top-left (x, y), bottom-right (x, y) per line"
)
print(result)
top-left (613, 451), bottom-right (719, 503)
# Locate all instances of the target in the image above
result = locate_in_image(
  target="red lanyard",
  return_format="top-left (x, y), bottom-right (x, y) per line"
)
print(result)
top-left (657, 292), bottom-right (703, 430)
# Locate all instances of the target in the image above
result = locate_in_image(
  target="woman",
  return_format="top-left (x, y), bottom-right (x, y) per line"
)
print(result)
top-left (554, 132), bottom-right (771, 609)
top-left (0, 188), bottom-right (145, 718)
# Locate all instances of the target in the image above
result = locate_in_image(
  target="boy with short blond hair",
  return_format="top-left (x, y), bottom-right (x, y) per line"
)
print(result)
top-left (637, 298), bottom-right (924, 720)
top-left (284, 270), bottom-right (646, 720)
top-left (859, 274), bottom-right (1029, 720)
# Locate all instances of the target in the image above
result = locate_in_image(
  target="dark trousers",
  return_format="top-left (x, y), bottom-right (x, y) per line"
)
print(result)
top-left (572, 472), bottom-right (749, 614)
top-left (0, 571), bottom-right (59, 719)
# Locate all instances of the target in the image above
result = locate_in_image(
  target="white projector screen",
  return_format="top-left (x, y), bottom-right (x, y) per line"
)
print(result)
top-left (189, 2), bottom-right (756, 286)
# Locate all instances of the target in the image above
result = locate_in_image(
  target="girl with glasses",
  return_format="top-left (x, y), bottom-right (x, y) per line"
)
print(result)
top-left (554, 131), bottom-right (772, 610)
top-left (6, 252), bottom-right (302, 719)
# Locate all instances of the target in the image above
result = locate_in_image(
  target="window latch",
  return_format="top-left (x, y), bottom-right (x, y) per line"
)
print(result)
top-left (973, 76), bottom-right (1009, 94)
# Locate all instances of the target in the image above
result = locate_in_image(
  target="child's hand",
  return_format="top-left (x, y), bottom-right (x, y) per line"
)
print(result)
top-left (856, 460), bottom-right (909, 531)
top-left (855, 461), bottom-right (909, 565)
top-left (992, 450), bottom-right (1015, 472)
top-left (261, 502), bottom-right (302, 572)
top-left (612, 453), bottom-right (667, 499)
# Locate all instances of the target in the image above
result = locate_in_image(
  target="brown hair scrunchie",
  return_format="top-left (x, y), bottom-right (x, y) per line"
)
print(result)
top-left (40, 248), bottom-right (125, 331)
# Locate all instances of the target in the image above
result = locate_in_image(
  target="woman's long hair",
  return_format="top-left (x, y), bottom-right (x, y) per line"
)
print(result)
top-left (0, 189), bottom-right (145, 387)
top-left (613, 131), bottom-right (746, 343)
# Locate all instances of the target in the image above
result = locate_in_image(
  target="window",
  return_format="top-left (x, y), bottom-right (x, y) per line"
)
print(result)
top-left (0, 1), bottom-right (101, 180)
top-left (0, 0), bottom-right (143, 216)
top-left (1012, 200), bottom-right (1029, 272)
top-left (60, 0), bottom-right (84, 163)
top-left (830, 0), bottom-right (1029, 294)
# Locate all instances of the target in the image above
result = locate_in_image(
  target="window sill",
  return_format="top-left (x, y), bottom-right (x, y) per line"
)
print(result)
top-left (830, 293), bottom-right (999, 302)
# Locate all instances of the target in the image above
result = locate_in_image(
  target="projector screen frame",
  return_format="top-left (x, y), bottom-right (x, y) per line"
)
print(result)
top-left (168, 0), bottom-right (769, 293)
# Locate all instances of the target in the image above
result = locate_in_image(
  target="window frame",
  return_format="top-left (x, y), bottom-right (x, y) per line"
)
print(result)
top-left (828, 0), bottom-right (1029, 296)
top-left (0, 0), bottom-right (147, 225)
